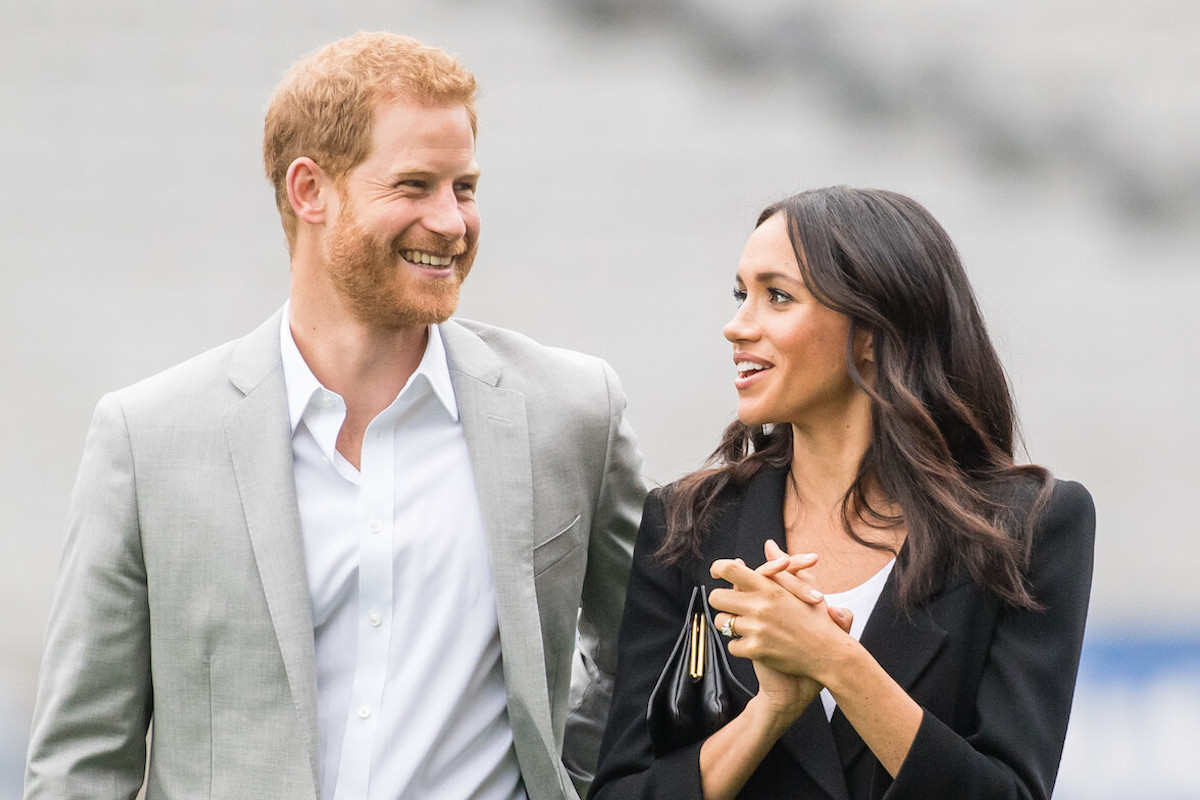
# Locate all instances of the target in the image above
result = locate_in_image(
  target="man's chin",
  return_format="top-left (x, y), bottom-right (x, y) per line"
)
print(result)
top-left (355, 289), bottom-right (460, 331)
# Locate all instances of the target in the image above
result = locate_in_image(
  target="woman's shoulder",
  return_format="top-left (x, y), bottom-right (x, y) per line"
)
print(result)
top-left (648, 465), bottom-right (774, 525)
top-left (658, 462), bottom-right (786, 499)
top-left (638, 465), bottom-right (775, 568)
top-left (991, 470), bottom-right (1090, 513)
top-left (1047, 477), bottom-right (1093, 509)
top-left (994, 472), bottom-right (1095, 553)
top-left (1041, 477), bottom-right (1096, 537)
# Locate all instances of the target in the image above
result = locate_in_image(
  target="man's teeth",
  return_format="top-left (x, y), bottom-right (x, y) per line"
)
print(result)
top-left (736, 361), bottom-right (768, 372)
top-left (400, 250), bottom-right (452, 267)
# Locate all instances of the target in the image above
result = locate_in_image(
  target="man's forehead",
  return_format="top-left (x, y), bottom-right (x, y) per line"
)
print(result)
top-left (370, 94), bottom-right (474, 129)
top-left (360, 100), bottom-right (477, 164)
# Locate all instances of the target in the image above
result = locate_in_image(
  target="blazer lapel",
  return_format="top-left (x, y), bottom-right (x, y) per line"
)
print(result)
top-left (223, 310), bottom-right (321, 793)
top-left (731, 466), bottom-right (851, 800)
top-left (440, 320), bottom-right (561, 784)
top-left (827, 550), bottom-right (949, 771)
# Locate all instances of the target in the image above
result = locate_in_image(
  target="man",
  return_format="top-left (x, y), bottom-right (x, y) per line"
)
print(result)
top-left (25, 32), bottom-right (646, 800)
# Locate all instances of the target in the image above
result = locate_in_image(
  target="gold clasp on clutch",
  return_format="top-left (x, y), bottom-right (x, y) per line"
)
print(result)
top-left (688, 613), bottom-right (706, 679)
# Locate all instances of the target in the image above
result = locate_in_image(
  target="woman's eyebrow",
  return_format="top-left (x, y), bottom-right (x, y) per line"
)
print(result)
top-left (745, 270), bottom-right (802, 284)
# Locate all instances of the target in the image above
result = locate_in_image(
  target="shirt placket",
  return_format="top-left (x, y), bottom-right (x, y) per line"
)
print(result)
top-left (333, 411), bottom-right (396, 800)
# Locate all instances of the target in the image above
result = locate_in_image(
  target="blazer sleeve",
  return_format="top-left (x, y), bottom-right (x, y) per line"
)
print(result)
top-left (562, 360), bottom-right (648, 797)
top-left (885, 479), bottom-right (1097, 800)
top-left (589, 489), bottom-right (709, 800)
top-left (25, 393), bottom-right (153, 800)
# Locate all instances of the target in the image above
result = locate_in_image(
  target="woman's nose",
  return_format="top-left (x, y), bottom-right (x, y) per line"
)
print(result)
top-left (723, 304), bottom-right (758, 344)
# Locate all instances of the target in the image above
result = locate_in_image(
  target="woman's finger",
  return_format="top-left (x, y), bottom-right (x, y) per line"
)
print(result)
top-left (763, 539), bottom-right (819, 574)
top-left (709, 557), bottom-right (774, 593)
top-left (708, 587), bottom-right (752, 617)
top-left (786, 552), bottom-right (819, 573)
top-left (768, 566), bottom-right (825, 606)
top-left (828, 605), bottom-right (853, 633)
top-left (763, 538), bottom-right (787, 561)
top-left (755, 554), bottom-right (794, 578)
top-left (713, 611), bottom-right (742, 638)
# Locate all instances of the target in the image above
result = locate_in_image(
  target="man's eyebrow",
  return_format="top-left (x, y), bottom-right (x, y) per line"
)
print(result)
top-left (385, 167), bottom-right (481, 180)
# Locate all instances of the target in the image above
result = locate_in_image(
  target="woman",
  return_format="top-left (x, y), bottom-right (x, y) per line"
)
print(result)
top-left (590, 187), bottom-right (1094, 800)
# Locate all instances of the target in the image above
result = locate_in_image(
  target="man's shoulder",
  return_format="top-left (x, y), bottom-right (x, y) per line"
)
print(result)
top-left (116, 340), bottom-right (236, 401)
top-left (109, 313), bottom-right (280, 416)
top-left (446, 317), bottom-right (613, 384)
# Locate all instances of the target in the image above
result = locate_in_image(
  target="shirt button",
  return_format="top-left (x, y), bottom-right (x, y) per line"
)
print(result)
top-left (368, 611), bottom-right (382, 627)
top-left (370, 519), bottom-right (384, 533)
top-left (358, 706), bottom-right (371, 719)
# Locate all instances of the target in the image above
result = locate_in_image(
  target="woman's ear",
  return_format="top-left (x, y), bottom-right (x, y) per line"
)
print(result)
top-left (853, 327), bottom-right (874, 366)
top-left (285, 157), bottom-right (333, 227)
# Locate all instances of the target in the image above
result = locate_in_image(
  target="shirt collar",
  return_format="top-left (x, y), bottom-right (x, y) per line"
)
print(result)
top-left (279, 303), bottom-right (460, 434)
top-left (415, 323), bottom-right (460, 421)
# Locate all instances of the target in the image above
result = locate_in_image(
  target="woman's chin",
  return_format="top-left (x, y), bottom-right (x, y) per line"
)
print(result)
top-left (737, 410), bottom-right (775, 429)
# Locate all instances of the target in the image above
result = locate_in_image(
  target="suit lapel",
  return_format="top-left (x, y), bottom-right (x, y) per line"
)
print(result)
top-left (730, 466), bottom-right (851, 800)
top-left (223, 310), bottom-right (321, 793)
top-left (440, 320), bottom-right (561, 782)
top-left (827, 547), bottom-right (949, 771)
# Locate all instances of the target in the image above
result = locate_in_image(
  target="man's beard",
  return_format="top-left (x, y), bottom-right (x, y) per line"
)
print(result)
top-left (324, 210), bottom-right (475, 331)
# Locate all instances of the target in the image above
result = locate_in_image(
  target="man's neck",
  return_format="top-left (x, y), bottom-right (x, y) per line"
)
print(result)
top-left (288, 293), bottom-right (430, 469)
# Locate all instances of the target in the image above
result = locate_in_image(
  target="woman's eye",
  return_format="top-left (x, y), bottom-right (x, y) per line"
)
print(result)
top-left (732, 288), bottom-right (747, 304)
top-left (768, 289), bottom-right (793, 303)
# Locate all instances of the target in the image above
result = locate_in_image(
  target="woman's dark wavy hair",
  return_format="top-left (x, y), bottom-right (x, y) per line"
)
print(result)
top-left (660, 186), bottom-right (1051, 610)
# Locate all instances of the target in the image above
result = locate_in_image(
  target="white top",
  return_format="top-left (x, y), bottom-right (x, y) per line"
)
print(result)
top-left (280, 310), bottom-right (525, 800)
top-left (819, 558), bottom-right (896, 720)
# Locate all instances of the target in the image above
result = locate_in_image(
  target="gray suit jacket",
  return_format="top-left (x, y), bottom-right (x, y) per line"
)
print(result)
top-left (25, 310), bottom-right (647, 800)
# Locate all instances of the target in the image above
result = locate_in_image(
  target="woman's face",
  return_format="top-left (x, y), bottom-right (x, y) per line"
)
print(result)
top-left (723, 213), bottom-right (868, 430)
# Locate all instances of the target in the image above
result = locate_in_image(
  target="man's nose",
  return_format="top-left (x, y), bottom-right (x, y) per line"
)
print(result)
top-left (422, 186), bottom-right (467, 240)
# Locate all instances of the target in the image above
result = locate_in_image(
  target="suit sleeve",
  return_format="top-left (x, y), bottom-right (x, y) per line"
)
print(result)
top-left (588, 490), bottom-right (709, 800)
top-left (886, 480), bottom-right (1097, 800)
top-left (562, 360), bottom-right (649, 797)
top-left (24, 393), bottom-right (153, 800)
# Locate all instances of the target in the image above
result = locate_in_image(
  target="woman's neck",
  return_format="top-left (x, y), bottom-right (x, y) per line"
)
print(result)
top-left (785, 409), bottom-right (904, 590)
top-left (787, 398), bottom-right (873, 513)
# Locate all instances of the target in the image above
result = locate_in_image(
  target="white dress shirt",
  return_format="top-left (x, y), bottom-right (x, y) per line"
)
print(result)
top-left (280, 311), bottom-right (526, 800)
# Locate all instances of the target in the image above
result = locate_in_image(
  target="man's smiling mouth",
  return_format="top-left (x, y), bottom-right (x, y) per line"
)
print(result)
top-left (399, 249), bottom-right (453, 267)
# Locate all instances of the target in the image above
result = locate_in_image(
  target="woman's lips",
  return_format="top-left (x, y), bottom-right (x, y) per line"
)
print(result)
top-left (733, 355), bottom-right (772, 389)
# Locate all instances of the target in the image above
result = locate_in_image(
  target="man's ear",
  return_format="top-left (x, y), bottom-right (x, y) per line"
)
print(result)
top-left (286, 157), bottom-right (334, 227)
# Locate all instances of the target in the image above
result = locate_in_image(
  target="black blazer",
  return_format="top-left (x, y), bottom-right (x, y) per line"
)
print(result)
top-left (591, 466), bottom-right (1094, 800)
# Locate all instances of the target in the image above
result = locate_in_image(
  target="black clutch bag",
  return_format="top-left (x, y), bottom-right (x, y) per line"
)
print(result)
top-left (646, 585), bottom-right (752, 755)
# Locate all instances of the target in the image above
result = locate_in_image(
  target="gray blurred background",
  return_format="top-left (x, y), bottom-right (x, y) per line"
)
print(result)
top-left (3, 0), bottom-right (1198, 797)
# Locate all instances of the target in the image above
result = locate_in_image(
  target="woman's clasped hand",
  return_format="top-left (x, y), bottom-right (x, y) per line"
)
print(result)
top-left (711, 543), bottom-right (852, 721)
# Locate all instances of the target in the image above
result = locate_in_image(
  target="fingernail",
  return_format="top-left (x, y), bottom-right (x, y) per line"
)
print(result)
top-left (809, 588), bottom-right (823, 601)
